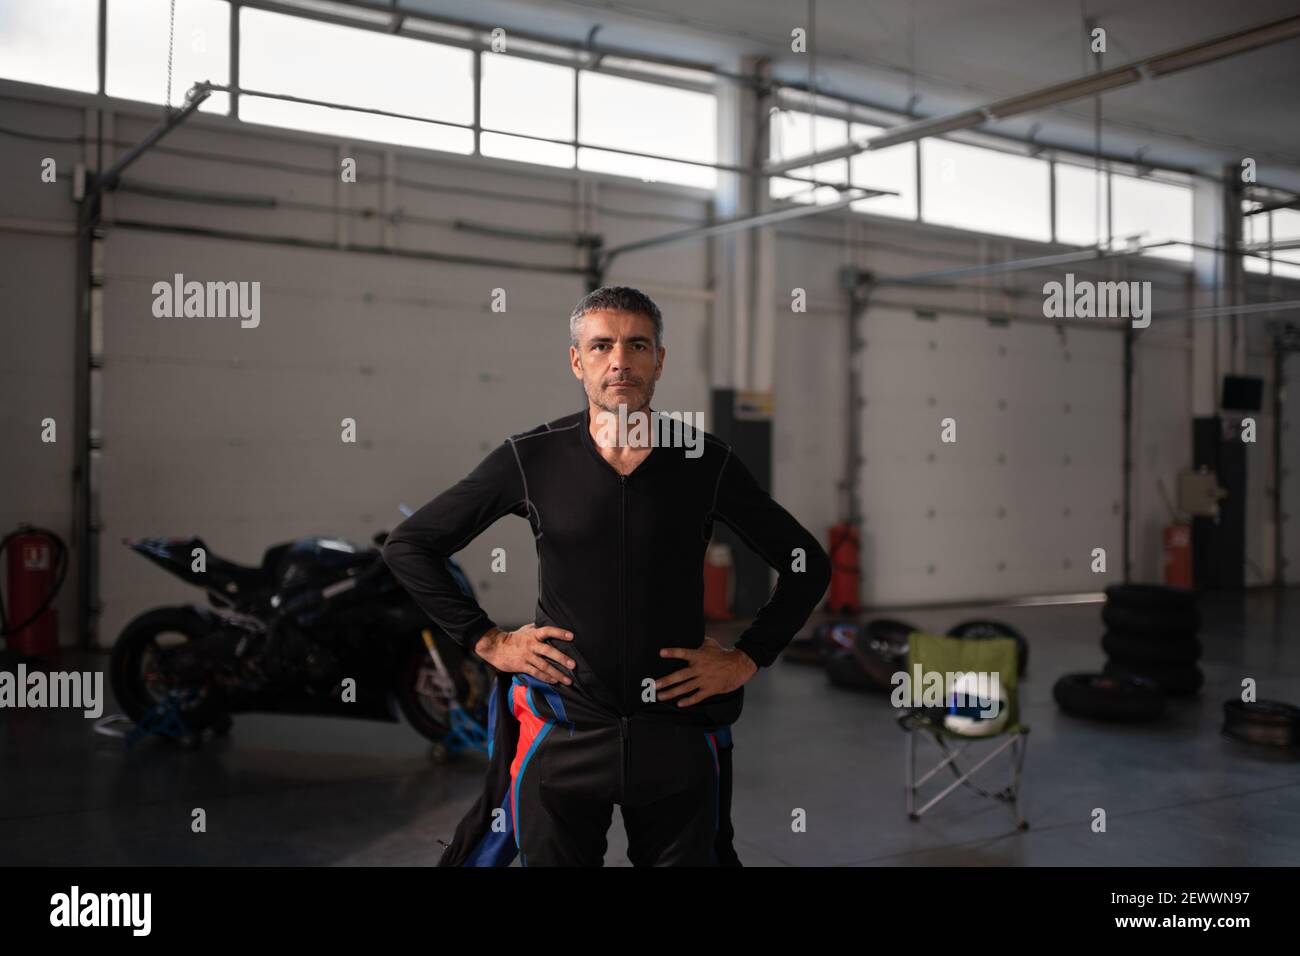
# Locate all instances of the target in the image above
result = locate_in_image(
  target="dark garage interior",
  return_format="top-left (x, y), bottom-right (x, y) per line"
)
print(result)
top-left (3, 0), bottom-right (1300, 905)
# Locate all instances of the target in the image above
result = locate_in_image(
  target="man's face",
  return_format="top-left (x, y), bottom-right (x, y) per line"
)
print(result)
top-left (570, 308), bottom-right (664, 415)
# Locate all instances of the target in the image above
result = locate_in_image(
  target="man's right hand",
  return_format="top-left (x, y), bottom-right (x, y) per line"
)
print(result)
top-left (474, 624), bottom-right (575, 685)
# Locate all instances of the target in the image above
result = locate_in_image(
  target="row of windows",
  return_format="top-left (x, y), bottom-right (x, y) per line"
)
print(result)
top-left (2, 0), bottom-right (1202, 261)
top-left (0, 0), bottom-right (719, 186)
top-left (770, 108), bottom-right (1195, 261)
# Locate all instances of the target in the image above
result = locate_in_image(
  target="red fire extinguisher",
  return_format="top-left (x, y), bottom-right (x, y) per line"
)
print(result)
top-left (703, 543), bottom-right (735, 621)
top-left (826, 522), bottom-right (861, 614)
top-left (2, 525), bottom-right (68, 664)
top-left (1163, 522), bottom-right (1193, 590)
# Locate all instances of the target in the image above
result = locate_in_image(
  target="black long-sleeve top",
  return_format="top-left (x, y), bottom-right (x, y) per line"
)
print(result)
top-left (382, 406), bottom-right (831, 727)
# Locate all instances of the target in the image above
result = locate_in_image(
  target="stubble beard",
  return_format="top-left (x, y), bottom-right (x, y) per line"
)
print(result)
top-left (588, 373), bottom-right (655, 418)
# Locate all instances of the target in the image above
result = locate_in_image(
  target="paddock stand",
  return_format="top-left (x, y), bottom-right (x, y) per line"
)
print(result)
top-left (94, 689), bottom-right (204, 751)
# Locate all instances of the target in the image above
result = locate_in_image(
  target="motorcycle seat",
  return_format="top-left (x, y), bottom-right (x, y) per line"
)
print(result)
top-left (206, 554), bottom-right (277, 595)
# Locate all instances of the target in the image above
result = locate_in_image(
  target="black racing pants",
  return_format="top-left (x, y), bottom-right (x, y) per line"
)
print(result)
top-left (507, 675), bottom-right (725, 866)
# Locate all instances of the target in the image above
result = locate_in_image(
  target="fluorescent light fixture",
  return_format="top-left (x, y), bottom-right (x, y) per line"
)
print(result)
top-left (604, 188), bottom-right (889, 259)
top-left (980, 67), bottom-right (1141, 121)
top-left (766, 136), bottom-right (877, 175)
top-left (1146, 15), bottom-right (1300, 75)
top-left (772, 13), bottom-right (1300, 160)
top-left (864, 109), bottom-right (987, 151)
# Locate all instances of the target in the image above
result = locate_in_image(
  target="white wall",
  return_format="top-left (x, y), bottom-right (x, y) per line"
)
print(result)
top-left (0, 92), bottom-right (82, 648)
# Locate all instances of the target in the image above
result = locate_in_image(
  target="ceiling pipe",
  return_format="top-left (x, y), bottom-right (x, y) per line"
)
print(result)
top-left (767, 13), bottom-right (1300, 172)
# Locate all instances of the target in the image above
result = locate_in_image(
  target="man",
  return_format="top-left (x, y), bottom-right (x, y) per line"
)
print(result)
top-left (382, 285), bottom-right (831, 866)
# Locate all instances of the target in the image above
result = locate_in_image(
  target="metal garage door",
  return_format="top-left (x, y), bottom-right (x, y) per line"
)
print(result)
top-left (856, 306), bottom-right (1124, 604)
top-left (96, 226), bottom-right (585, 646)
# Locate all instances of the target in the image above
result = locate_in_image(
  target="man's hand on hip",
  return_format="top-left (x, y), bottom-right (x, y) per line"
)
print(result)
top-left (656, 636), bottom-right (758, 707)
top-left (474, 624), bottom-right (575, 685)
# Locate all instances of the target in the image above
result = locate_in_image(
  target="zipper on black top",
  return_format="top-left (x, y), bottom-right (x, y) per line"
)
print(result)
top-left (619, 715), bottom-right (629, 801)
top-left (619, 473), bottom-right (629, 800)
top-left (619, 473), bottom-right (629, 716)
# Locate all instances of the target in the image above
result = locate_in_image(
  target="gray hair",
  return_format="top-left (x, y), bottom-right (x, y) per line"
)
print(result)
top-left (569, 286), bottom-right (663, 350)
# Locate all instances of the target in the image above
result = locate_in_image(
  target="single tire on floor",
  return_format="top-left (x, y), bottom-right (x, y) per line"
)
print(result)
top-left (1052, 672), bottom-right (1166, 722)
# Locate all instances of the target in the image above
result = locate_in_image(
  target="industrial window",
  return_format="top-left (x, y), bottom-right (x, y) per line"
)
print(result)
top-left (849, 122), bottom-right (917, 219)
top-left (1110, 172), bottom-right (1192, 262)
top-left (921, 138), bottom-right (1051, 242)
top-left (1273, 208), bottom-right (1300, 242)
top-left (239, 6), bottom-right (473, 154)
top-left (1054, 162), bottom-right (1109, 247)
top-left (0, 0), bottom-right (99, 93)
top-left (578, 71), bottom-right (716, 189)
top-left (480, 52), bottom-right (575, 169)
top-left (107, 0), bottom-right (230, 113)
top-left (769, 109), bottom-right (849, 205)
top-left (1271, 208), bottom-right (1300, 280)
top-left (1243, 201), bottom-right (1269, 275)
top-left (1245, 204), bottom-right (1300, 280)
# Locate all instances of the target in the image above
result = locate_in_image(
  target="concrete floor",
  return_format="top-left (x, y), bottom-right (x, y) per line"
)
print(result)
top-left (3, 588), bottom-right (1299, 866)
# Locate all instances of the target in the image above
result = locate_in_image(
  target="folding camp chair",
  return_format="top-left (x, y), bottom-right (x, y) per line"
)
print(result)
top-left (898, 630), bottom-right (1030, 830)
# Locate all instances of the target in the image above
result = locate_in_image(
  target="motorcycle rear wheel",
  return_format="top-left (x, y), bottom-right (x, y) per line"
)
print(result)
top-left (109, 606), bottom-right (222, 730)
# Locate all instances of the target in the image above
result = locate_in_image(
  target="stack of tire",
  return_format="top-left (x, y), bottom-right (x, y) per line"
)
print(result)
top-left (1053, 672), bottom-right (1166, 722)
top-left (1100, 584), bottom-right (1203, 697)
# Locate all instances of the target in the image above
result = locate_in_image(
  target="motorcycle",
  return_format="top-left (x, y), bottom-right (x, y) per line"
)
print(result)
top-left (108, 531), bottom-right (490, 753)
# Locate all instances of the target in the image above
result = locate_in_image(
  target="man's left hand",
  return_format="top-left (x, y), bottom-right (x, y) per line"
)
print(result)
top-left (656, 637), bottom-right (758, 707)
